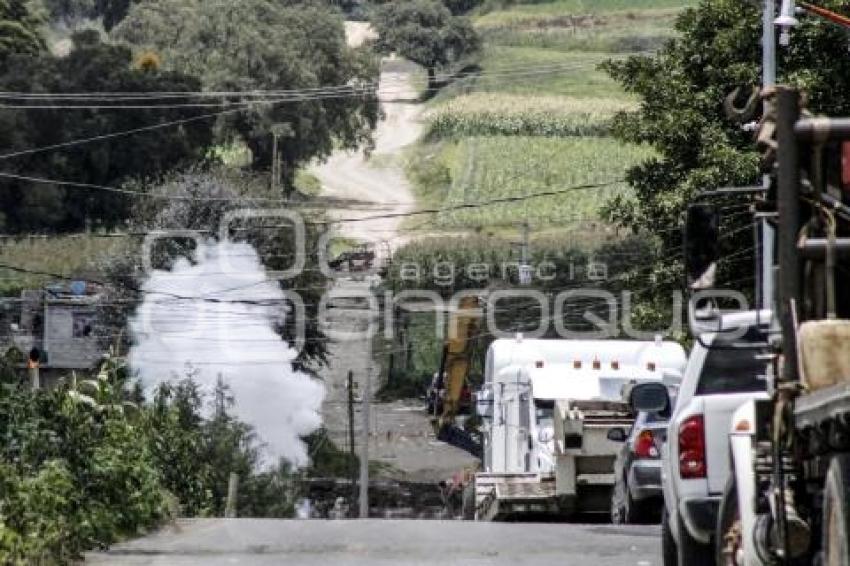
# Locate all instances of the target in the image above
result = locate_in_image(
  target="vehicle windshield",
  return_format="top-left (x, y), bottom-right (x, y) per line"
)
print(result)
top-left (697, 326), bottom-right (770, 395)
top-left (534, 399), bottom-right (555, 428)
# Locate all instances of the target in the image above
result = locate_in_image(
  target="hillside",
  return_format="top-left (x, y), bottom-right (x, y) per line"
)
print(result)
top-left (408, 0), bottom-right (695, 235)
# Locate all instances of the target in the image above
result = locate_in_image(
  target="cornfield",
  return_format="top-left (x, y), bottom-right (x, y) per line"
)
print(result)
top-left (411, 135), bottom-right (654, 229)
top-left (425, 93), bottom-right (633, 139)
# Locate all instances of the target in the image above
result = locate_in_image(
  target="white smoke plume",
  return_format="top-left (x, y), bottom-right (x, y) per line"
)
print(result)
top-left (128, 239), bottom-right (325, 467)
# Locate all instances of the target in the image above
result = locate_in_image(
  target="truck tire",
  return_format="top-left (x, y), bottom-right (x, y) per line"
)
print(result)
top-left (677, 511), bottom-right (714, 566)
top-left (624, 492), bottom-right (650, 524)
top-left (822, 454), bottom-right (850, 566)
top-left (661, 508), bottom-right (678, 566)
top-left (716, 478), bottom-right (741, 566)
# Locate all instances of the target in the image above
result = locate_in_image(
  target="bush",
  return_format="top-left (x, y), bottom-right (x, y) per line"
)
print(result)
top-left (0, 359), bottom-right (301, 563)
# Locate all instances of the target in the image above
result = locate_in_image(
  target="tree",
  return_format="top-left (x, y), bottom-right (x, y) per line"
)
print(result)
top-left (113, 0), bottom-right (380, 185)
top-left (370, 0), bottom-right (479, 90)
top-left (0, 0), bottom-right (44, 70)
top-left (0, 31), bottom-right (214, 233)
top-left (601, 0), bottom-right (850, 325)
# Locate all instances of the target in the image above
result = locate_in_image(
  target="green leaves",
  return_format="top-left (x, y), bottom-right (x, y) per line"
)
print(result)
top-left (0, 0), bottom-right (44, 70)
top-left (0, 358), bottom-right (302, 562)
top-left (0, 33), bottom-right (214, 234)
top-left (370, 0), bottom-right (479, 83)
top-left (113, 0), bottom-right (379, 179)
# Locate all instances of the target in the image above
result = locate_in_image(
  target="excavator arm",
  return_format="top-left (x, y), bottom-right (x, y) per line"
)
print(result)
top-left (438, 295), bottom-right (480, 427)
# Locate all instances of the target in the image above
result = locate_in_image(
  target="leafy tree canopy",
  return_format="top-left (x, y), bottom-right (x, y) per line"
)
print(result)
top-left (370, 0), bottom-right (480, 87)
top-left (113, 0), bottom-right (380, 180)
top-left (602, 0), bottom-right (850, 317)
top-left (0, 31), bottom-right (214, 233)
top-left (0, 0), bottom-right (45, 70)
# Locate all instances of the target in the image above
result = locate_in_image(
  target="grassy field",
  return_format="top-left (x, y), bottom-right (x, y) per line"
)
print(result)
top-left (476, 0), bottom-right (695, 26)
top-left (408, 135), bottom-right (653, 229)
top-left (441, 48), bottom-right (622, 100)
top-left (0, 236), bottom-right (132, 296)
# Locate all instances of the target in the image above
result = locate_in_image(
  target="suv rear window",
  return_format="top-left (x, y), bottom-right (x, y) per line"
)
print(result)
top-left (696, 328), bottom-right (770, 395)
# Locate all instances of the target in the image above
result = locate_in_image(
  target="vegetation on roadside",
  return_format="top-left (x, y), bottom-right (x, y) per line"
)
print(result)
top-left (0, 357), bottom-right (285, 563)
top-left (0, 353), bottom-right (369, 563)
top-left (601, 0), bottom-right (850, 323)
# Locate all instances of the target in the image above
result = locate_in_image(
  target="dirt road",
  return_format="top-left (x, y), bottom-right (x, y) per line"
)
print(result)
top-left (313, 40), bottom-right (477, 483)
top-left (309, 56), bottom-right (421, 255)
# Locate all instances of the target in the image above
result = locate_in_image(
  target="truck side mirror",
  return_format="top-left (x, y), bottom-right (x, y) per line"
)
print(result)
top-left (630, 382), bottom-right (670, 414)
top-left (606, 428), bottom-right (627, 442)
top-left (685, 203), bottom-right (720, 289)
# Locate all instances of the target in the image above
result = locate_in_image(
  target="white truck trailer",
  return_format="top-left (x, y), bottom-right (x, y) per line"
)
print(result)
top-left (470, 336), bottom-right (686, 520)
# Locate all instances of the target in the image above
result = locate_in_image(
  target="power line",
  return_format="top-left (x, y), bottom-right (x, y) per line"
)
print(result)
top-left (0, 60), bottom-right (606, 102)
top-left (0, 62), bottom-right (598, 110)
top-left (0, 62), bottom-right (602, 161)
top-left (0, 171), bottom-right (623, 215)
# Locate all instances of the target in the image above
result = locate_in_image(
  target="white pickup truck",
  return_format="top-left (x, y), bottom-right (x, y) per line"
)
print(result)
top-left (660, 311), bottom-right (771, 566)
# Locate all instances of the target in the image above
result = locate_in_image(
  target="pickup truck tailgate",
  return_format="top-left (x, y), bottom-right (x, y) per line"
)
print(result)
top-left (702, 392), bottom-right (768, 494)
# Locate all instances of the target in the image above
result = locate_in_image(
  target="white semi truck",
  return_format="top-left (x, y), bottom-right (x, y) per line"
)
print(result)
top-left (469, 336), bottom-right (686, 520)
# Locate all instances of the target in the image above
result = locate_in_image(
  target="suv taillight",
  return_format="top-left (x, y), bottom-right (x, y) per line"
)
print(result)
top-left (679, 415), bottom-right (706, 479)
top-left (633, 430), bottom-right (658, 459)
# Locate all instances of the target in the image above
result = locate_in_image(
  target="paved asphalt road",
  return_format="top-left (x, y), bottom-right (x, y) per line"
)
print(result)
top-left (86, 519), bottom-right (661, 565)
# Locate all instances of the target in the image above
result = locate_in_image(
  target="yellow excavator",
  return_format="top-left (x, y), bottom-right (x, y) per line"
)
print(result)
top-left (432, 295), bottom-right (482, 456)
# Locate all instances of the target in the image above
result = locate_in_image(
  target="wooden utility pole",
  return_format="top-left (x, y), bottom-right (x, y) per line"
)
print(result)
top-left (224, 472), bottom-right (239, 518)
top-left (271, 131), bottom-right (279, 194)
top-left (519, 221), bottom-right (532, 285)
top-left (269, 123), bottom-right (294, 197)
top-left (347, 370), bottom-right (357, 513)
top-left (27, 348), bottom-right (40, 390)
top-left (359, 368), bottom-right (371, 518)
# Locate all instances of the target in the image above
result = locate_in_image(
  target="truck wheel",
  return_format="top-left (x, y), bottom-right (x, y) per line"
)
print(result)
top-left (624, 492), bottom-right (648, 524)
top-left (611, 481), bottom-right (626, 524)
top-left (677, 511), bottom-right (714, 566)
top-left (716, 477), bottom-right (742, 566)
top-left (823, 454), bottom-right (850, 566)
top-left (611, 498), bottom-right (624, 524)
top-left (661, 508), bottom-right (678, 566)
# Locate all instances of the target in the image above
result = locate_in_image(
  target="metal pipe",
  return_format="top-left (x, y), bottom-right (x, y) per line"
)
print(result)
top-left (798, 238), bottom-right (850, 258)
top-left (819, 193), bottom-right (850, 222)
top-left (763, 0), bottom-right (777, 312)
top-left (795, 117), bottom-right (850, 142)
top-left (776, 87), bottom-right (802, 382)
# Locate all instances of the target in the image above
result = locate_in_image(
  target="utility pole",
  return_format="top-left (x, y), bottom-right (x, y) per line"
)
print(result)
top-left (519, 221), bottom-right (532, 286)
top-left (761, 0), bottom-right (777, 312)
top-left (359, 367), bottom-right (371, 518)
top-left (347, 370), bottom-right (357, 513)
top-left (270, 130), bottom-right (279, 194)
top-left (224, 472), bottom-right (239, 518)
top-left (269, 123), bottom-right (293, 197)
